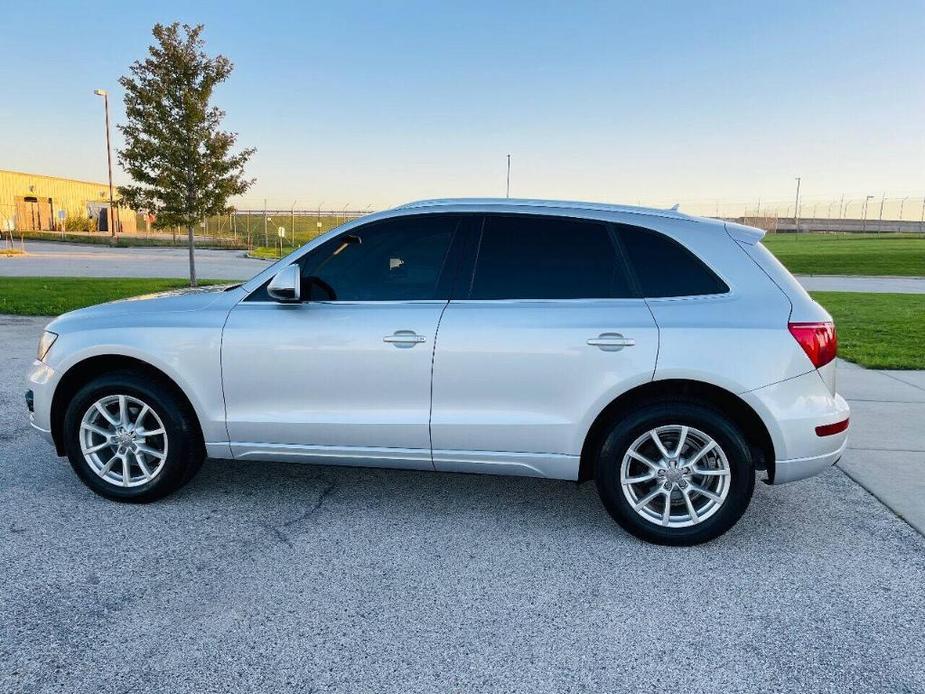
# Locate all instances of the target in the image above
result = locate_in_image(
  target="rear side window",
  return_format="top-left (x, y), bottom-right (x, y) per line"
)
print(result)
top-left (619, 227), bottom-right (728, 297)
top-left (469, 215), bottom-right (633, 299)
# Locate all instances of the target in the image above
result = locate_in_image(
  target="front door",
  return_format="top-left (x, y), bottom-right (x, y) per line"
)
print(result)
top-left (222, 214), bottom-right (465, 469)
top-left (430, 213), bottom-right (659, 480)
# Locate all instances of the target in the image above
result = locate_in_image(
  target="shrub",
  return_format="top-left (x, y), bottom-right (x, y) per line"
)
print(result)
top-left (64, 215), bottom-right (98, 232)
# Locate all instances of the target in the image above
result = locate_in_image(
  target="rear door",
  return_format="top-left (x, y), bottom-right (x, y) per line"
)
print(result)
top-left (430, 213), bottom-right (659, 480)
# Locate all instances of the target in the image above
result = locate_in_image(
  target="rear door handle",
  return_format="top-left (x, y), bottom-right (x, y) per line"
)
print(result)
top-left (383, 330), bottom-right (427, 348)
top-left (587, 333), bottom-right (635, 351)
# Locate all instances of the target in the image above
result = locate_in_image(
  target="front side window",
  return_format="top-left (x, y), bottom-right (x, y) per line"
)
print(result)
top-left (295, 216), bottom-right (457, 301)
top-left (468, 215), bottom-right (632, 300)
top-left (619, 226), bottom-right (729, 298)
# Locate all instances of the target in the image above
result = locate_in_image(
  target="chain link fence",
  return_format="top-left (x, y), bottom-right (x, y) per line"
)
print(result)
top-left (5, 195), bottom-right (924, 256)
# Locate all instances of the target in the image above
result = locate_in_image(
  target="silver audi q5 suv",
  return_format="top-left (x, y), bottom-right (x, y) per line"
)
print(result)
top-left (27, 198), bottom-right (849, 544)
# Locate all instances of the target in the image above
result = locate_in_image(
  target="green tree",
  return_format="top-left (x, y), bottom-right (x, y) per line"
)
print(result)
top-left (117, 22), bottom-right (255, 286)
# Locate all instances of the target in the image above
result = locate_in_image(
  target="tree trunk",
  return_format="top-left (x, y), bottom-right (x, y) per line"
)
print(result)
top-left (186, 224), bottom-right (197, 287)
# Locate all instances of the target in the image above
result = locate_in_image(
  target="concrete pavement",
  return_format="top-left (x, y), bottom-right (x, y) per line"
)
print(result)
top-left (1, 316), bottom-right (924, 693)
top-left (0, 241), bottom-right (271, 280)
top-left (836, 360), bottom-right (925, 534)
top-left (796, 274), bottom-right (925, 294)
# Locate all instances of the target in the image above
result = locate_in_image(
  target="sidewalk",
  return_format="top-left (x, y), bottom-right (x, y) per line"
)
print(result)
top-left (836, 360), bottom-right (925, 534)
top-left (797, 274), bottom-right (925, 293)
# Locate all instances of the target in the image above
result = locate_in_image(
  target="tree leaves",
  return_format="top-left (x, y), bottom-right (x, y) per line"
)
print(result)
top-left (116, 22), bottom-right (255, 230)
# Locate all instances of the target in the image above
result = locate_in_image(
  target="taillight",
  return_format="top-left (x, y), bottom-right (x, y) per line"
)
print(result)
top-left (788, 321), bottom-right (837, 368)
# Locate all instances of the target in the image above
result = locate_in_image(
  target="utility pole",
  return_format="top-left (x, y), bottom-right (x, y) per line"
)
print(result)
top-left (506, 154), bottom-right (511, 198)
top-left (93, 89), bottom-right (116, 238)
top-left (862, 195), bottom-right (874, 232)
top-left (263, 198), bottom-right (268, 247)
top-left (793, 177), bottom-right (801, 236)
top-left (877, 193), bottom-right (885, 235)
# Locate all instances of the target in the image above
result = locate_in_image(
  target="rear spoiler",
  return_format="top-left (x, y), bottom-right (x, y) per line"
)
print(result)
top-left (724, 221), bottom-right (766, 246)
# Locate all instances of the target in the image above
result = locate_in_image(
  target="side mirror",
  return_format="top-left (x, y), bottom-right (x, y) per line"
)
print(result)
top-left (267, 264), bottom-right (301, 302)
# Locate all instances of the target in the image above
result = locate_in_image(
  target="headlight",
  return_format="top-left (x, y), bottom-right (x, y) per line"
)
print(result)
top-left (37, 331), bottom-right (58, 360)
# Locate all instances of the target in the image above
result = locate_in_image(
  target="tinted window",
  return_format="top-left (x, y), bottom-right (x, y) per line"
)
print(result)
top-left (469, 215), bottom-right (632, 299)
top-left (619, 227), bottom-right (728, 297)
top-left (297, 216), bottom-right (456, 301)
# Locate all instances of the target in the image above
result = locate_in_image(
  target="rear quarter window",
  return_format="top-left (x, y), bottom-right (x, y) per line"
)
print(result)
top-left (619, 226), bottom-right (728, 298)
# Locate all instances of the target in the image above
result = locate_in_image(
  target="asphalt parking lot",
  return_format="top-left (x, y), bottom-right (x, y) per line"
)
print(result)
top-left (2, 315), bottom-right (924, 693)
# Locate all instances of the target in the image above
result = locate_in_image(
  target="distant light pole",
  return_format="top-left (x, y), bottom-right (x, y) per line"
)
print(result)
top-left (877, 193), bottom-right (885, 235)
top-left (93, 89), bottom-right (116, 237)
top-left (505, 154), bottom-right (511, 198)
top-left (898, 196), bottom-right (909, 232)
top-left (290, 201), bottom-right (296, 248)
top-left (861, 195), bottom-right (874, 232)
top-left (793, 177), bottom-right (801, 235)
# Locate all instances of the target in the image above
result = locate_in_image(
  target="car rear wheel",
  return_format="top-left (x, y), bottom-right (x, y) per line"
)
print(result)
top-left (595, 401), bottom-right (755, 545)
top-left (63, 371), bottom-right (205, 502)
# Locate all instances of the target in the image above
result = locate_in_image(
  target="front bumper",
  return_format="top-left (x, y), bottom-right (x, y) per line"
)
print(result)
top-left (27, 359), bottom-right (56, 445)
top-left (30, 415), bottom-right (54, 443)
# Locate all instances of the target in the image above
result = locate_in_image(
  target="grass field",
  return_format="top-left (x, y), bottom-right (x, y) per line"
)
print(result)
top-left (810, 291), bottom-right (924, 370)
top-left (0, 277), bottom-right (230, 316)
top-left (763, 233), bottom-right (925, 277)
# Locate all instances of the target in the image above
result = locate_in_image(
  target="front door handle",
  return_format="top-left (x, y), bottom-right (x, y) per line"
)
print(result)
top-left (587, 333), bottom-right (635, 351)
top-left (383, 330), bottom-right (427, 348)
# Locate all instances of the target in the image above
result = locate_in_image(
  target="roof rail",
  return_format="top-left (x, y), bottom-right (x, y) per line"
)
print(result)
top-left (393, 197), bottom-right (690, 220)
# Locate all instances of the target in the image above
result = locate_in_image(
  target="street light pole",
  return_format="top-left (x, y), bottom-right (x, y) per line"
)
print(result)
top-left (793, 177), bottom-right (801, 235)
top-left (506, 154), bottom-right (511, 198)
top-left (93, 89), bottom-right (116, 238)
top-left (862, 195), bottom-right (874, 232)
top-left (899, 196), bottom-right (908, 232)
top-left (877, 193), bottom-right (885, 235)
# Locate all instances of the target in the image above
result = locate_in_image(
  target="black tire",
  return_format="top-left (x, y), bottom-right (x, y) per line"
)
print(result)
top-left (63, 370), bottom-right (205, 503)
top-left (595, 400), bottom-right (755, 545)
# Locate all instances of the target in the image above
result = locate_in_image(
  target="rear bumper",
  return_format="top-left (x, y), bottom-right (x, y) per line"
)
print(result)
top-left (773, 436), bottom-right (848, 484)
top-left (741, 370), bottom-right (850, 485)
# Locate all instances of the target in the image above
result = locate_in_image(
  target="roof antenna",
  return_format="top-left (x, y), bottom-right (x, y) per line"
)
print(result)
top-left (670, 203), bottom-right (680, 211)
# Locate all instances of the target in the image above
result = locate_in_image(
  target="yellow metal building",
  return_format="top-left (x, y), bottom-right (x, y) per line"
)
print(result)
top-left (0, 169), bottom-right (136, 233)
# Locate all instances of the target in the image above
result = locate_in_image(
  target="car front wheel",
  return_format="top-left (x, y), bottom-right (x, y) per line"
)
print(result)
top-left (63, 371), bottom-right (205, 502)
top-left (595, 401), bottom-right (755, 545)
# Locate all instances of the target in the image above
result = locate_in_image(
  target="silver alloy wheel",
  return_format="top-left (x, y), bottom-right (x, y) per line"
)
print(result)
top-left (79, 394), bottom-right (168, 488)
top-left (620, 425), bottom-right (731, 528)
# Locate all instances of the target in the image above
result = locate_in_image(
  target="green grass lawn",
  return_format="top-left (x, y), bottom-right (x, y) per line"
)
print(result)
top-left (764, 233), bottom-right (925, 277)
top-left (0, 277), bottom-right (230, 316)
top-left (810, 291), bottom-right (925, 370)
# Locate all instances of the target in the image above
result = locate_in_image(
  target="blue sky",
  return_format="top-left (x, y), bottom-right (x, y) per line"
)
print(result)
top-left (2, 1), bottom-right (923, 211)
